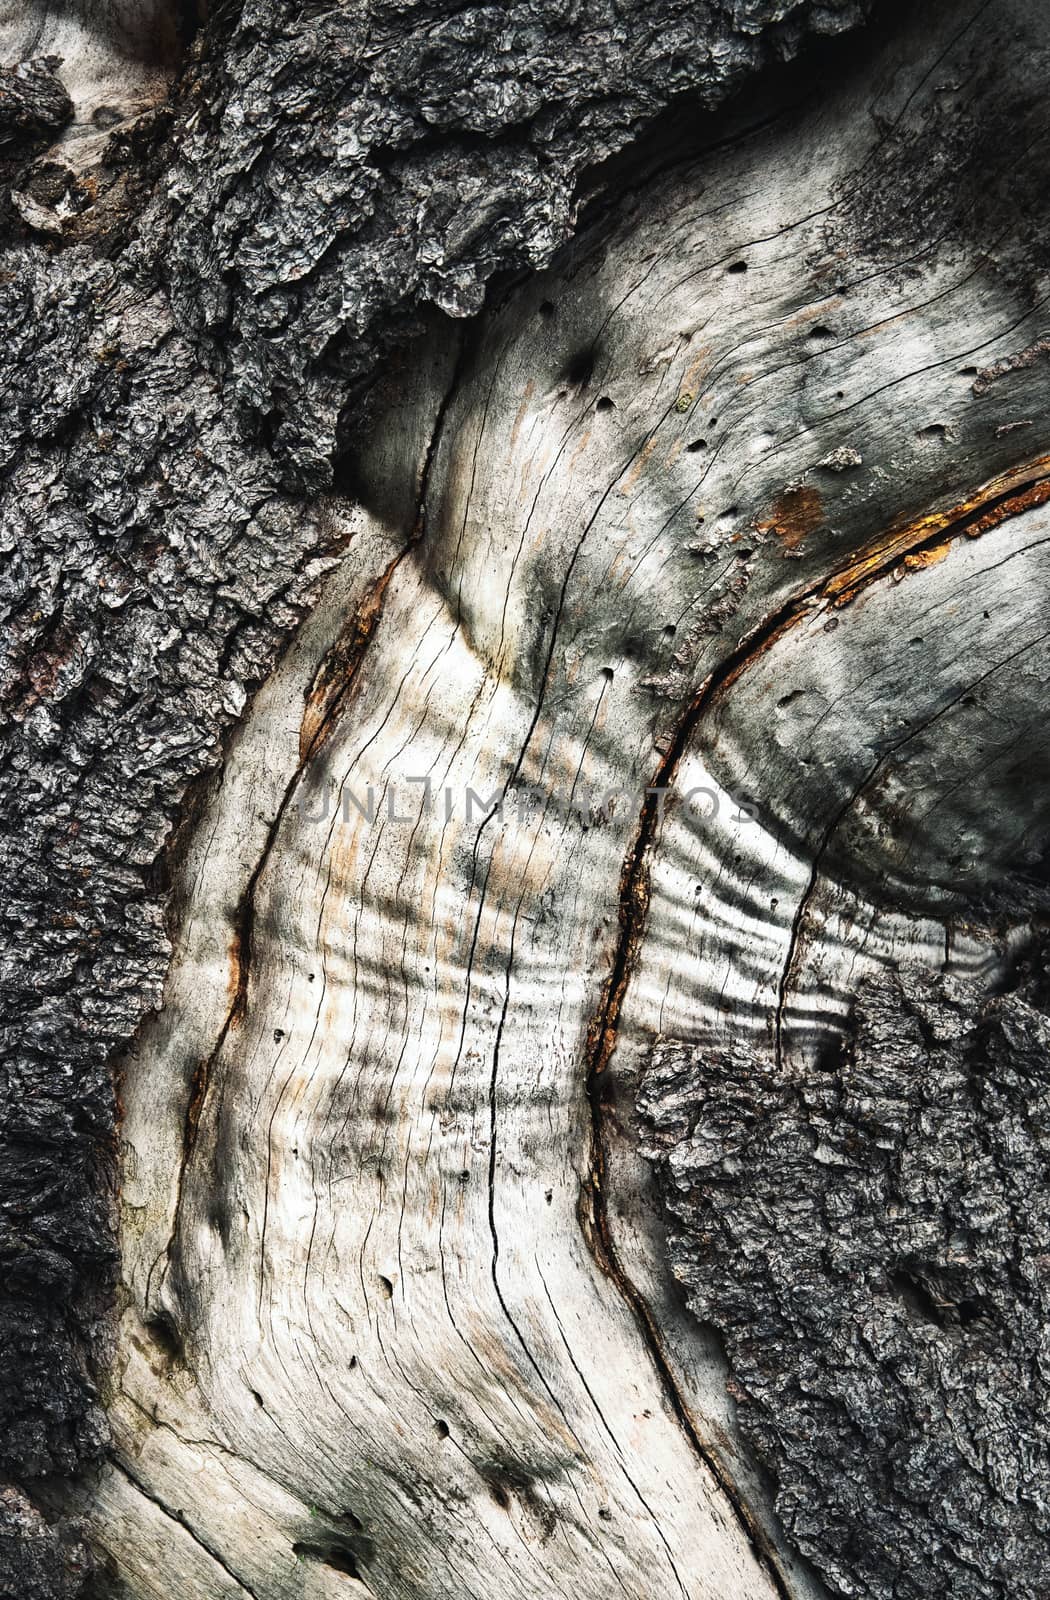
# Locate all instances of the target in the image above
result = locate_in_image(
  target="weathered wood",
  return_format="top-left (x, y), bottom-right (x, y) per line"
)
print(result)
top-left (4, 1), bottom-right (1050, 1597)
top-left (0, 8), bottom-right (872, 1586)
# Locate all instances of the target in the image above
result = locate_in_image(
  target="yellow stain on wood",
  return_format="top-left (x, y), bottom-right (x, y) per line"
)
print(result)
top-left (711, 449), bottom-right (1050, 701)
top-left (757, 483), bottom-right (824, 550)
top-left (619, 433), bottom-right (660, 496)
top-left (903, 541), bottom-right (952, 571)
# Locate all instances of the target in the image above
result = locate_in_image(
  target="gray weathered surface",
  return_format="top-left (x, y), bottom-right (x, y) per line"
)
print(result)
top-left (4, 0), bottom-right (1050, 1597)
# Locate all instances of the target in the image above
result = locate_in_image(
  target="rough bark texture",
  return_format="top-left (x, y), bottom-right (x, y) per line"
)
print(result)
top-left (2, 0), bottom-right (1050, 1597)
top-left (158, 0), bottom-right (872, 483)
top-left (0, 56), bottom-right (72, 148)
top-left (640, 947), bottom-right (1050, 1599)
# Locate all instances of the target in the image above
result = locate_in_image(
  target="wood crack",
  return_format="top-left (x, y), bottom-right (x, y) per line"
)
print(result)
top-left (155, 345), bottom-right (469, 1306)
top-left (111, 1458), bottom-right (261, 1599)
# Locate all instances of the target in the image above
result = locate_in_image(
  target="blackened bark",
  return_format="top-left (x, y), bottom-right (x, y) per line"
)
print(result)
top-left (640, 938), bottom-right (1050, 1600)
top-left (0, 57), bottom-right (72, 149)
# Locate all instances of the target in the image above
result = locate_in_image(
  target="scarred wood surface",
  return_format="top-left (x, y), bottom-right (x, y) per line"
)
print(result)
top-left (54, 5), bottom-right (1050, 1597)
top-left (2, 7), bottom-right (884, 1594)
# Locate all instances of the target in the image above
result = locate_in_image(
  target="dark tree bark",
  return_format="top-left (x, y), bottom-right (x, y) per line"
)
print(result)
top-left (1, 2), bottom-right (1049, 1598)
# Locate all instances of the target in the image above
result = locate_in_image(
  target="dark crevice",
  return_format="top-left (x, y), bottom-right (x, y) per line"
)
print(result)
top-left (890, 1269), bottom-right (990, 1330)
top-left (293, 1539), bottom-right (372, 1582)
top-left (563, 346), bottom-right (597, 388)
top-left (175, 0), bottom-right (208, 54)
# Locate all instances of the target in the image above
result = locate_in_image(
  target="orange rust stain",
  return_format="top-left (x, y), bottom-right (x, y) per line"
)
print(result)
top-left (964, 472), bottom-right (1050, 536)
top-left (705, 449), bottom-right (1050, 699)
top-left (824, 451), bottom-right (1050, 606)
top-left (783, 296), bottom-right (845, 332)
top-left (679, 343), bottom-right (713, 396)
top-left (903, 541), bottom-right (952, 572)
top-left (619, 434), bottom-right (660, 497)
top-left (298, 555), bottom-right (402, 762)
top-left (757, 483), bottom-right (824, 551)
top-left (568, 426), bottom-right (593, 475)
top-left (227, 928), bottom-right (246, 1018)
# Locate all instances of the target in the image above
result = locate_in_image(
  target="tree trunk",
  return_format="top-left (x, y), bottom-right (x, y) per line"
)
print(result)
top-left (2, 2), bottom-right (1050, 1598)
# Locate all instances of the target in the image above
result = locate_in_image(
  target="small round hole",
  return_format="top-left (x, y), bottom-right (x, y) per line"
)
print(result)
top-left (145, 1315), bottom-right (182, 1362)
top-left (727, 260), bottom-right (748, 274)
top-left (564, 348), bottom-right (595, 387)
top-left (596, 395), bottom-right (615, 412)
top-left (686, 439), bottom-right (707, 453)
